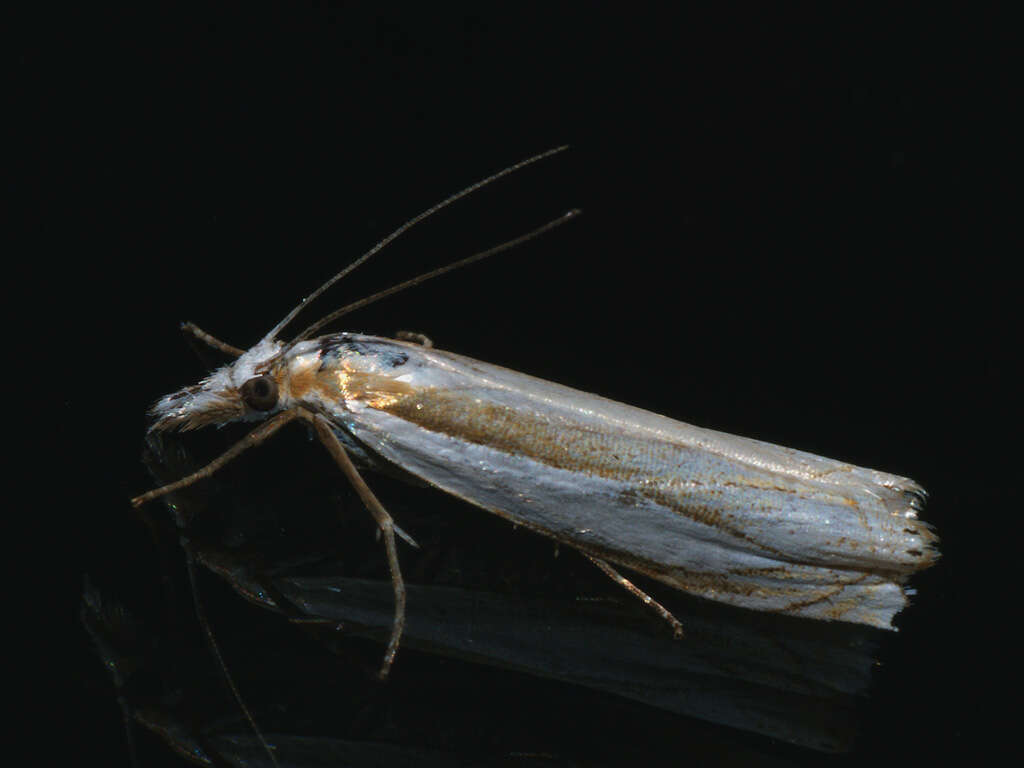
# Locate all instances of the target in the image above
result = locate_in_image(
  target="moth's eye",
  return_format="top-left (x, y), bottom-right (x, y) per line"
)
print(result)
top-left (240, 375), bottom-right (279, 411)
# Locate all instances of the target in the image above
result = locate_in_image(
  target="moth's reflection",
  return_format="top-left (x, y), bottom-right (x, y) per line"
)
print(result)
top-left (97, 433), bottom-right (890, 765)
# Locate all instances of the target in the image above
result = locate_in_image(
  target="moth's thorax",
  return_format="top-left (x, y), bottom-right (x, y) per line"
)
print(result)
top-left (148, 334), bottom-right (424, 431)
top-left (279, 334), bottom-right (418, 412)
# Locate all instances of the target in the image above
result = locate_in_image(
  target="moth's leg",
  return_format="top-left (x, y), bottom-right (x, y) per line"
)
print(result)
top-left (584, 555), bottom-right (685, 638)
top-left (131, 410), bottom-right (300, 508)
top-left (394, 330), bottom-right (434, 348)
top-left (390, 522), bottom-right (420, 549)
top-left (311, 414), bottom-right (406, 679)
top-left (181, 321), bottom-right (246, 357)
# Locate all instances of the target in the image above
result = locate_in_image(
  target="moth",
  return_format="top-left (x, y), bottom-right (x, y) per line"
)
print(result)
top-left (133, 147), bottom-right (938, 678)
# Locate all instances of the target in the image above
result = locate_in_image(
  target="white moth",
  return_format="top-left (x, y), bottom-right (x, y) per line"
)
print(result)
top-left (133, 148), bottom-right (938, 678)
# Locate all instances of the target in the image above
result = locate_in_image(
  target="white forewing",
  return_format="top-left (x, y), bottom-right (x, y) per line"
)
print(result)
top-left (302, 334), bottom-right (936, 629)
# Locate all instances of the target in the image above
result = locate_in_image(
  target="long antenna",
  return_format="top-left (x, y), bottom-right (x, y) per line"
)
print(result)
top-left (286, 209), bottom-right (581, 348)
top-left (180, 536), bottom-right (281, 768)
top-left (262, 145), bottom-right (569, 342)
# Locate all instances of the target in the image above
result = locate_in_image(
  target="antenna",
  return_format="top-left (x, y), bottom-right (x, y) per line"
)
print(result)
top-left (288, 209), bottom-right (581, 346)
top-left (262, 145), bottom-right (569, 343)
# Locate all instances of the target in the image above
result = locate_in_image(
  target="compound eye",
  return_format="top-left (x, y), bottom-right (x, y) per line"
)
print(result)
top-left (240, 375), bottom-right (279, 411)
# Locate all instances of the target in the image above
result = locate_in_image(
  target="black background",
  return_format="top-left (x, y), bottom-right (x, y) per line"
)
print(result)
top-left (18, 4), bottom-right (997, 766)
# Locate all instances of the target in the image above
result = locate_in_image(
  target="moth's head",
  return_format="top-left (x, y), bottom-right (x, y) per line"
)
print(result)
top-left (149, 338), bottom-right (286, 431)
